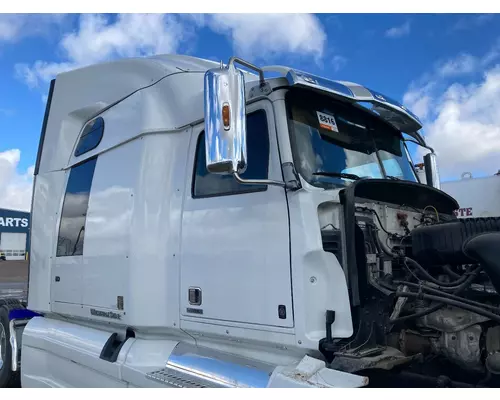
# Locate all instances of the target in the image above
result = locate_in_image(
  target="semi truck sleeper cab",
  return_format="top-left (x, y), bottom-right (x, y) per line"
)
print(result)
top-left (1, 54), bottom-right (500, 388)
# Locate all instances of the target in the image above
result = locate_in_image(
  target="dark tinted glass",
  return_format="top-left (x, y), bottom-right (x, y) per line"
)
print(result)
top-left (74, 117), bottom-right (104, 157)
top-left (193, 110), bottom-right (270, 198)
top-left (57, 157), bottom-right (97, 256)
top-left (286, 89), bottom-right (417, 188)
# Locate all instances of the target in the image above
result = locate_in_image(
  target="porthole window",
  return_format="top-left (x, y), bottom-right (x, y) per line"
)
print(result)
top-left (74, 117), bottom-right (104, 157)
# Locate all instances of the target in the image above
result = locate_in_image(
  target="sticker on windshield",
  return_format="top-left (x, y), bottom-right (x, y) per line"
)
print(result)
top-left (316, 111), bottom-right (339, 132)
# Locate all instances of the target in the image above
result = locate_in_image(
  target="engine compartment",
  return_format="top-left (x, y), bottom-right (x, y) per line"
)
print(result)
top-left (321, 179), bottom-right (500, 387)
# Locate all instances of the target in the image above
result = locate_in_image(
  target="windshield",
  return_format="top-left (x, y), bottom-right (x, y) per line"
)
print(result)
top-left (285, 88), bottom-right (418, 189)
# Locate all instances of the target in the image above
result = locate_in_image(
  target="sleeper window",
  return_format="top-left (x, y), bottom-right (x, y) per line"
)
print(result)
top-left (193, 110), bottom-right (270, 198)
top-left (57, 157), bottom-right (97, 257)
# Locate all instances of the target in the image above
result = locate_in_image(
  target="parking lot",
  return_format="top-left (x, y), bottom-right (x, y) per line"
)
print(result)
top-left (0, 260), bottom-right (28, 300)
top-left (0, 260), bottom-right (28, 387)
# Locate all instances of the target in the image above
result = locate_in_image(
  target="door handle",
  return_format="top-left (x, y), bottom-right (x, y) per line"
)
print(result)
top-left (188, 287), bottom-right (202, 305)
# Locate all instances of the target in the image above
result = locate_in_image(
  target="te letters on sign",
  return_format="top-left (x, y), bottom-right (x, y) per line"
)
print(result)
top-left (454, 207), bottom-right (473, 217)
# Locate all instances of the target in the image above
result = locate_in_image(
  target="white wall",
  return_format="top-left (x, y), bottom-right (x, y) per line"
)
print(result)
top-left (0, 232), bottom-right (27, 260)
top-left (441, 175), bottom-right (500, 218)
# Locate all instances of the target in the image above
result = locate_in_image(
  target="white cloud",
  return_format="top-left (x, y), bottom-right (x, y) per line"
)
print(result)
top-left (403, 43), bottom-right (500, 179)
top-left (403, 75), bottom-right (439, 122)
top-left (436, 53), bottom-right (479, 77)
top-left (15, 14), bottom-right (188, 88)
top-left (385, 21), bottom-right (411, 38)
top-left (424, 68), bottom-right (500, 178)
top-left (0, 149), bottom-right (34, 212)
top-left (15, 61), bottom-right (74, 89)
top-left (15, 13), bottom-right (328, 89)
top-left (0, 14), bottom-right (67, 43)
top-left (403, 42), bottom-right (500, 122)
top-left (205, 14), bottom-right (326, 62)
top-left (0, 15), bottom-right (20, 41)
top-left (61, 14), bottom-right (185, 66)
top-left (434, 42), bottom-right (500, 79)
top-left (482, 39), bottom-right (500, 65)
top-left (450, 14), bottom-right (495, 32)
top-left (331, 55), bottom-right (347, 72)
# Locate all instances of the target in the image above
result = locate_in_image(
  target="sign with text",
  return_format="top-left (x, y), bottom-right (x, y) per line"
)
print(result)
top-left (0, 209), bottom-right (30, 233)
top-left (453, 207), bottom-right (473, 218)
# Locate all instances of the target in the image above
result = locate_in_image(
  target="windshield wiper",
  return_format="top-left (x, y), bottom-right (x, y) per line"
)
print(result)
top-left (386, 175), bottom-right (401, 181)
top-left (312, 171), bottom-right (361, 181)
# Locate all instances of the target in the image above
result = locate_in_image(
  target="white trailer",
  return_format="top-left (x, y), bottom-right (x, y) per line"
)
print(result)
top-left (414, 164), bottom-right (500, 219)
top-left (2, 54), bottom-right (500, 388)
top-left (441, 172), bottom-right (500, 218)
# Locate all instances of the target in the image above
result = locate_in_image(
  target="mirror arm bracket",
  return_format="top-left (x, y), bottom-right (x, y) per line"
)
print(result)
top-left (233, 172), bottom-right (298, 190)
top-left (403, 136), bottom-right (435, 153)
top-left (228, 57), bottom-right (266, 87)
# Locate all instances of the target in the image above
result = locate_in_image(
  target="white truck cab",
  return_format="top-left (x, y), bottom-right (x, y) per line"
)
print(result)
top-left (2, 54), bottom-right (500, 388)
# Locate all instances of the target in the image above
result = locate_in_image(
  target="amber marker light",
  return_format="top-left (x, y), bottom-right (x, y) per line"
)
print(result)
top-left (222, 102), bottom-right (230, 130)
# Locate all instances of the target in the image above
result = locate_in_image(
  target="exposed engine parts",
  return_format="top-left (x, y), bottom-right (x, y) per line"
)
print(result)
top-left (323, 179), bottom-right (500, 387)
top-left (411, 217), bottom-right (500, 266)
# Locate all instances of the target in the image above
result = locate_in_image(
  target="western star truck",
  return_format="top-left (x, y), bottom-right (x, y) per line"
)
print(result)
top-left (2, 54), bottom-right (500, 388)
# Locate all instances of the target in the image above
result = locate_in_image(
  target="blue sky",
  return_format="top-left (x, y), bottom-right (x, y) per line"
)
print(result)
top-left (1, 13), bottom-right (500, 210)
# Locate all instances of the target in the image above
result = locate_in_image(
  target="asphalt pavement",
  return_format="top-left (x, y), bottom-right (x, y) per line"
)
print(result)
top-left (0, 260), bottom-right (28, 387)
top-left (0, 260), bottom-right (28, 301)
top-left (0, 281), bottom-right (27, 300)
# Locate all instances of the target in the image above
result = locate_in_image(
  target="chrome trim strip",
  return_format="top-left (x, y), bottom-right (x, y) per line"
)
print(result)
top-left (9, 320), bottom-right (18, 372)
top-left (261, 65), bottom-right (423, 136)
top-left (8, 319), bottom-right (29, 372)
top-left (146, 342), bottom-right (274, 388)
top-left (233, 171), bottom-right (288, 189)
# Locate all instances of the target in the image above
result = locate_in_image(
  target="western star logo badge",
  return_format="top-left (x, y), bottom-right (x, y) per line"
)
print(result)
top-left (90, 308), bottom-right (122, 320)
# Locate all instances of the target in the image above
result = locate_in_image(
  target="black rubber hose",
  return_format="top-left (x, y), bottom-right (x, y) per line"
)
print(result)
top-left (358, 207), bottom-right (398, 238)
top-left (420, 267), bottom-right (482, 291)
top-left (389, 371), bottom-right (481, 388)
top-left (405, 257), bottom-right (471, 287)
top-left (395, 291), bottom-right (500, 324)
top-left (427, 271), bottom-right (482, 291)
top-left (392, 280), bottom-right (500, 313)
top-left (368, 223), bottom-right (382, 254)
top-left (443, 264), bottom-right (461, 280)
top-left (390, 270), bottom-right (479, 323)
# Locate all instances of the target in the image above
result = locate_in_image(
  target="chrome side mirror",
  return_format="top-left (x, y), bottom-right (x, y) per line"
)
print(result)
top-left (203, 57), bottom-right (294, 190)
top-left (203, 61), bottom-right (247, 175)
top-left (423, 152), bottom-right (441, 190)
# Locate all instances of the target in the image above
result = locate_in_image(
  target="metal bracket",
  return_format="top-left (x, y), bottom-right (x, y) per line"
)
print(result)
top-left (233, 162), bottom-right (301, 191)
top-left (248, 82), bottom-right (272, 99)
top-left (228, 57), bottom-right (266, 87)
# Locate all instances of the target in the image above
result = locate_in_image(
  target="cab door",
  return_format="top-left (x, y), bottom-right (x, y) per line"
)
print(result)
top-left (180, 100), bottom-right (293, 328)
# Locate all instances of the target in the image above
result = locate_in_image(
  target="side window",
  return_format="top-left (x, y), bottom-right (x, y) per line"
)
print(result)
top-left (192, 110), bottom-right (270, 198)
top-left (56, 157), bottom-right (97, 257)
top-left (74, 117), bottom-right (104, 157)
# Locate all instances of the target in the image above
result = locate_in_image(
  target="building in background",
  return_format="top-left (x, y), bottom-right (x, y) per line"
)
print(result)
top-left (0, 208), bottom-right (30, 261)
